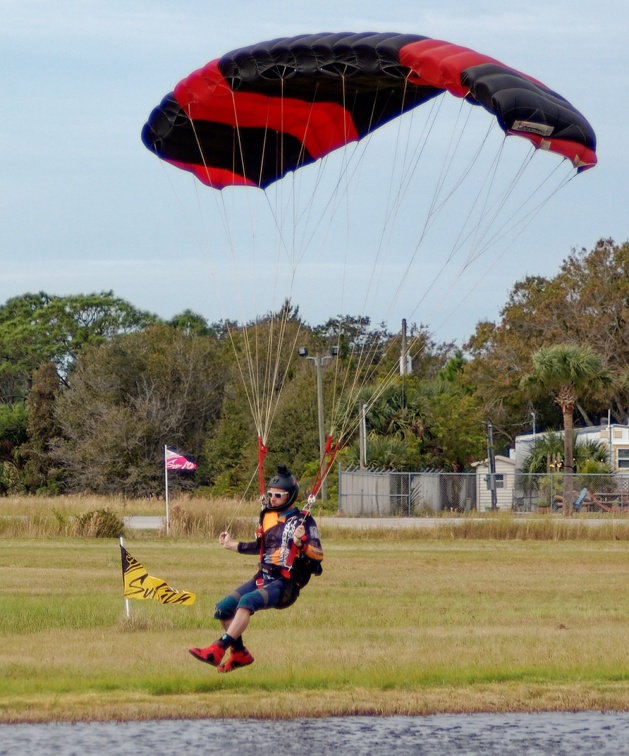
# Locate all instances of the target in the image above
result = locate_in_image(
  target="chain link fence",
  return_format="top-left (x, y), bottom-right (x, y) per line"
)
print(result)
top-left (337, 466), bottom-right (629, 515)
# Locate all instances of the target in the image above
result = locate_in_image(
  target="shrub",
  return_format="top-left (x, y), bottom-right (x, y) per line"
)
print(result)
top-left (75, 508), bottom-right (125, 538)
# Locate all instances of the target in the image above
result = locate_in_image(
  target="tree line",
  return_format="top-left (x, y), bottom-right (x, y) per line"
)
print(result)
top-left (1, 239), bottom-right (628, 498)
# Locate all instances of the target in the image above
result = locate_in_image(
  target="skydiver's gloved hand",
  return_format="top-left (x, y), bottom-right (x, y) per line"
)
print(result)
top-left (219, 531), bottom-right (238, 552)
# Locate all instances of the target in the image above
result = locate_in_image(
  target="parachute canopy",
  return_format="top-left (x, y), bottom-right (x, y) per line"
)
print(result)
top-left (142, 32), bottom-right (597, 188)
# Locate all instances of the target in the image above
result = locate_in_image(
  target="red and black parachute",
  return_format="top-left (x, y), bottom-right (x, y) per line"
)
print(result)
top-left (142, 32), bottom-right (596, 189)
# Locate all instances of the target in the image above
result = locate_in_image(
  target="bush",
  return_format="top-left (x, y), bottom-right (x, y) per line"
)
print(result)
top-left (75, 508), bottom-right (125, 538)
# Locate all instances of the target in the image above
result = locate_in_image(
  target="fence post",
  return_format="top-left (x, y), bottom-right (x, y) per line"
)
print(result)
top-left (338, 463), bottom-right (342, 514)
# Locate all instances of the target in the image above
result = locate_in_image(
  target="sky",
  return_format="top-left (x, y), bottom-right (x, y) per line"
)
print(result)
top-left (2, 1), bottom-right (628, 345)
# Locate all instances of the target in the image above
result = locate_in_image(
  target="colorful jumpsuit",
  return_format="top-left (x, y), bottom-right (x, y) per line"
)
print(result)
top-left (214, 505), bottom-right (323, 619)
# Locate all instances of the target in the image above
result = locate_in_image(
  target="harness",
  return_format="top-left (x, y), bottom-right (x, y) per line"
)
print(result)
top-left (256, 505), bottom-right (320, 607)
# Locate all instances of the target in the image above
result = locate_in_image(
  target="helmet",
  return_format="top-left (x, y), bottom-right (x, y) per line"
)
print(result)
top-left (267, 464), bottom-right (299, 508)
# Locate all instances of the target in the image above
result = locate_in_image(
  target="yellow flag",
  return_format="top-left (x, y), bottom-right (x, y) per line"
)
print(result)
top-left (120, 546), bottom-right (195, 605)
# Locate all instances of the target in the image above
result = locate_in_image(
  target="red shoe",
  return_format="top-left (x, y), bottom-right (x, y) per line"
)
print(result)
top-left (189, 642), bottom-right (226, 667)
top-left (218, 648), bottom-right (254, 673)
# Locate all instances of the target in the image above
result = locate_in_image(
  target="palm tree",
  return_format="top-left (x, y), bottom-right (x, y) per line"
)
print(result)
top-left (522, 430), bottom-right (609, 475)
top-left (520, 344), bottom-right (612, 514)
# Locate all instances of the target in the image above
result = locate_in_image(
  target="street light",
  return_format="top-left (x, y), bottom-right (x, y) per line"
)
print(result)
top-left (298, 346), bottom-right (337, 501)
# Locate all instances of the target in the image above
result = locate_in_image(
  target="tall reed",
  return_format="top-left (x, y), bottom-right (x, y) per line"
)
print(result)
top-left (3, 495), bottom-right (629, 541)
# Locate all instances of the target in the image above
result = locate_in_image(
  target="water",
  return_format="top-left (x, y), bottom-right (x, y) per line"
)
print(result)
top-left (2, 713), bottom-right (629, 755)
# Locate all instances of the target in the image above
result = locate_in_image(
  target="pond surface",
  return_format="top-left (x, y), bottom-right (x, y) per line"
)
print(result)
top-left (2, 712), bottom-right (629, 754)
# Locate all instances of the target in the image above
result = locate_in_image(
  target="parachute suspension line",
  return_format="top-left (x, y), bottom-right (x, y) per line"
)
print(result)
top-left (249, 104), bottom-right (309, 441)
top-left (323, 320), bottom-right (422, 457)
top-left (280, 76), bottom-right (285, 191)
top-left (429, 99), bottom-right (476, 211)
top-left (291, 138), bottom-right (362, 271)
top-left (323, 93), bottom-right (447, 443)
top-left (319, 96), bottom-right (475, 441)
top-left (440, 143), bottom-right (549, 297)
top-left (359, 85), bottom-right (423, 306)
top-left (394, 121), bottom-right (512, 323)
top-left (255, 144), bottom-right (347, 483)
top-left (463, 154), bottom-right (575, 268)
top-left (419, 153), bottom-right (576, 337)
top-left (223, 464), bottom-right (261, 534)
top-left (256, 103), bottom-right (272, 192)
top-left (185, 112), bottom-right (247, 282)
top-left (374, 93), bottom-right (470, 305)
top-left (222, 320), bottom-right (264, 438)
top-left (228, 86), bottom-right (252, 188)
top-left (427, 106), bottom-right (492, 218)
top-left (230, 87), bottom-right (291, 445)
top-left (223, 88), bottom-right (282, 448)
top-left (371, 88), bottom-right (440, 265)
top-left (154, 158), bottom-right (218, 282)
top-left (289, 85), bottom-right (320, 266)
top-left (181, 110), bottom-right (272, 459)
top-left (463, 132), bottom-right (575, 271)
top-left (395, 94), bottom-right (446, 206)
top-left (429, 158), bottom-right (577, 337)
top-left (263, 301), bottom-right (305, 437)
top-left (375, 98), bottom-right (492, 326)
top-left (218, 76), bottom-right (305, 456)
top-left (457, 142), bottom-right (535, 270)
top-left (183, 113), bottom-right (265, 439)
top-left (296, 72), bottom-right (376, 445)
top-left (435, 132), bottom-right (512, 280)
top-left (326, 329), bottom-right (428, 466)
top-left (220, 75), bottom-right (348, 464)
top-left (320, 98), bottom-right (428, 442)
top-left (322, 80), bottom-right (431, 440)
top-left (285, 76), bottom-right (382, 273)
top-left (185, 107), bottom-right (215, 189)
top-left (309, 434), bottom-right (342, 503)
top-left (327, 72), bottom-right (355, 422)
top-left (401, 137), bottom-right (508, 322)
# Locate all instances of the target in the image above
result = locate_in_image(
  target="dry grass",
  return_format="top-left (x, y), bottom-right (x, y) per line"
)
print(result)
top-left (2, 531), bottom-right (629, 722)
top-left (0, 494), bottom-right (261, 539)
top-left (4, 493), bottom-right (629, 541)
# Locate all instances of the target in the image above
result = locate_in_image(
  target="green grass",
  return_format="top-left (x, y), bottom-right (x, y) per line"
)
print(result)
top-left (2, 529), bottom-right (629, 721)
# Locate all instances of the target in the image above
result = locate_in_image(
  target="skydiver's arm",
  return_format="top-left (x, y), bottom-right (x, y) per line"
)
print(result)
top-left (295, 517), bottom-right (323, 562)
top-left (237, 540), bottom-right (260, 555)
top-left (218, 531), bottom-right (239, 551)
top-left (219, 531), bottom-right (259, 553)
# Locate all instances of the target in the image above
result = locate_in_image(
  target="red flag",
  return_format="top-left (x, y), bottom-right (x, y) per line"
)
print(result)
top-left (165, 447), bottom-right (196, 471)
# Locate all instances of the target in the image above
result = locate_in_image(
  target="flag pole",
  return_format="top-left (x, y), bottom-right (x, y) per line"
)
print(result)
top-left (164, 444), bottom-right (170, 534)
top-left (120, 536), bottom-right (130, 619)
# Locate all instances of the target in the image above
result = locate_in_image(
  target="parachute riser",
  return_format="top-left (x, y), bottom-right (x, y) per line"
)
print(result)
top-left (308, 434), bottom-right (341, 507)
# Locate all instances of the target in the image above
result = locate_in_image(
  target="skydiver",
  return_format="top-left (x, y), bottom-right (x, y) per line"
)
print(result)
top-left (189, 465), bottom-right (323, 672)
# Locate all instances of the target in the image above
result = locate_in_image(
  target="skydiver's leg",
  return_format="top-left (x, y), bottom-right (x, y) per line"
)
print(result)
top-left (223, 607), bottom-right (251, 641)
top-left (189, 576), bottom-right (285, 669)
top-left (188, 578), bottom-right (256, 666)
top-left (216, 580), bottom-right (285, 673)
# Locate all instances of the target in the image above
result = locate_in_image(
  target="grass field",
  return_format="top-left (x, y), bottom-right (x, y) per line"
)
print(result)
top-left (2, 498), bottom-right (629, 722)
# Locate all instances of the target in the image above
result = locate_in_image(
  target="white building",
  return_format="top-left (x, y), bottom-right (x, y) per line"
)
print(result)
top-left (514, 423), bottom-right (629, 472)
top-left (472, 455), bottom-right (516, 510)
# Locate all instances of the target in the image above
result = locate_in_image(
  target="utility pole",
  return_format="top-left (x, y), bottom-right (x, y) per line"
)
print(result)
top-left (359, 402), bottom-right (367, 469)
top-left (400, 318), bottom-right (412, 375)
top-left (484, 422), bottom-right (498, 510)
top-left (314, 355), bottom-right (326, 498)
top-left (298, 347), bottom-right (338, 501)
